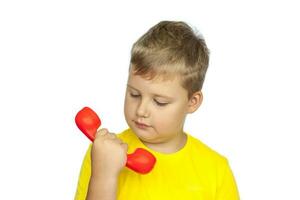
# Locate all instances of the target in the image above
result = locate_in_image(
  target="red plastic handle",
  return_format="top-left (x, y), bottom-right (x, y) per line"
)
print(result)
top-left (75, 107), bottom-right (156, 174)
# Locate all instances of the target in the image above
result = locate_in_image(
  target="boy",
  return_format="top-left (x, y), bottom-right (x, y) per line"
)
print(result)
top-left (74, 21), bottom-right (239, 200)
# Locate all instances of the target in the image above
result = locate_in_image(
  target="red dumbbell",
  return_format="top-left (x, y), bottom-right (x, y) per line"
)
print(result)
top-left (75, 107), bottom-right (156, 174)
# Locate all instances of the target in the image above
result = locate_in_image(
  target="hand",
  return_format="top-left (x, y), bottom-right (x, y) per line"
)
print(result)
top-left (90, 128), bottom-right (128, 177)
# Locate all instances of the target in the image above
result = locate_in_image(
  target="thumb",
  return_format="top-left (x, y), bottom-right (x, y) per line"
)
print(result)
top-left (121, 143), bottom-right (128, 152)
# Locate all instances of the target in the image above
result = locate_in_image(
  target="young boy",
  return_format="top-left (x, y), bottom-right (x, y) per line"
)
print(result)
top-left (74, 21), bottom-right (239, 200)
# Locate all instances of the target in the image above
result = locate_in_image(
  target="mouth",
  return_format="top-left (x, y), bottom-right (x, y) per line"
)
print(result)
top-left (134, 121), bottom-right (150, 129)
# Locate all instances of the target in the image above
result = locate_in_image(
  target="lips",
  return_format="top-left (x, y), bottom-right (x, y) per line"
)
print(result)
top-left (135, 121), bottom-right (150, 127)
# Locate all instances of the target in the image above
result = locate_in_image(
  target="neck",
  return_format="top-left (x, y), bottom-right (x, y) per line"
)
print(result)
top-left (141, 132), bottom-right (187, 154)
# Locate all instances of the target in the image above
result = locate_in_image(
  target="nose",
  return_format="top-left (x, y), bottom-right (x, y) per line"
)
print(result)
top-left (136, 99), bottom-right (150, 118)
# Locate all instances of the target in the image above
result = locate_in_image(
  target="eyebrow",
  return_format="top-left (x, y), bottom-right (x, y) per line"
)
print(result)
top-left (127, 84), bottom-right (174, 100)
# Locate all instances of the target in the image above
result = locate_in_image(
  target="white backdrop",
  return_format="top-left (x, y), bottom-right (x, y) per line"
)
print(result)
top-left (0, 0), bottom-right (299, 199)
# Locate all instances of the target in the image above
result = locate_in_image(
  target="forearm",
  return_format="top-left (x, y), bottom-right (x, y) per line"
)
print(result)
top-left (86, 173), bottom-right (118, 200)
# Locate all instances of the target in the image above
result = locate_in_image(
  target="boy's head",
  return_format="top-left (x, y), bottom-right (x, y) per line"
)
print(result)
top-left (124, 21), bottom-right (210, 151)
top-left (130, 20), bottom-right (209, 100)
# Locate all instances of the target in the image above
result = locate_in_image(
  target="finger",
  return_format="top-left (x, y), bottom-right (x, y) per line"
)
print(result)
top-left (114, 137), bottom-right (125, 145)
top-left (107, 133), bottom-right (117, 139)
top-left (95, 128), bottom-right (109, 137)
top-left (120, 143), bottom-right (128, 151)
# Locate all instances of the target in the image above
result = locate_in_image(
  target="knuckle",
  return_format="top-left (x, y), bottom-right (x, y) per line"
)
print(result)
top-left (96, 128), bottom-right (109, 137)
top-left (109, 133), bottom-right (117, 138)
top-left (100, 128), bottom-right (109, 134)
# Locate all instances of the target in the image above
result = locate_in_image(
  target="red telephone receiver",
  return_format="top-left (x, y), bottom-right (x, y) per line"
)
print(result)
top-left (75, 107), bottom-right (156, 174)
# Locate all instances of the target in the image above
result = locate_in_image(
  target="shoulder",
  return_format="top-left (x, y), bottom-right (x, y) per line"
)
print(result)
top-left (187, 133), bottom-right (228, 165)
top-left (187, 134), bottom-right (239, 198)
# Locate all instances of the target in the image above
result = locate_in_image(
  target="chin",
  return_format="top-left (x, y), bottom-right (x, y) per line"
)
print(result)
top-left (131, 125), bottom-right (154, 140)
top-left (136, 131), bottom-right (162, 145)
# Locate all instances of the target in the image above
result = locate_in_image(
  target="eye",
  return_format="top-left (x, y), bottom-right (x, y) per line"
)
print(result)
top-left (154, 99), bottom-right (168, 107)
top-left (129, 92), bottom-right (168, 106)
top-left (130, 93), bottom-right (140, 98)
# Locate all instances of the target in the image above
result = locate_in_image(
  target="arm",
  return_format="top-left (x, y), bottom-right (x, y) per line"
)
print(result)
top-left (86, 173), bottom-right (118, 200)
top-left (74, 145), bottom-right (119, 200)
top-left (215, 158), bottom-right (240, 200)
top-left (85, 128), bottom-right (128, 200)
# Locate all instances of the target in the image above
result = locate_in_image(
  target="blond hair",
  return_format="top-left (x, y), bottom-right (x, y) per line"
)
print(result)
top-left (130, 21), bottom-right (210, 99)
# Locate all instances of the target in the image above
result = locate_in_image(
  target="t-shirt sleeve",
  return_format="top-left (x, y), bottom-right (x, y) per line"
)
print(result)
top-left (74, 144), bottom-right (92, 200)
top-left (215, 157), bottom-right (240, 200)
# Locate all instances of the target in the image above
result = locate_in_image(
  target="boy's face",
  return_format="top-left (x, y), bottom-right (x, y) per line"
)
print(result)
top-left (124, 68), bottom-right (202, 147)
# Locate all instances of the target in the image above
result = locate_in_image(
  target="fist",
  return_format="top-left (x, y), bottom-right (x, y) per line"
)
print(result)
top-left (91, 128), bottom-right (128, 177)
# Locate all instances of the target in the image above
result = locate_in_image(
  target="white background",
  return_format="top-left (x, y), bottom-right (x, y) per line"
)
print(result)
top-left (0, 0), bottom-right (299, 199)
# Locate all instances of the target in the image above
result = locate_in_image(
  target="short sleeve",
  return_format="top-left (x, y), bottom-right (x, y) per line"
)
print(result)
top-left (74, 144), bottom-right (92, 200)
top-left (215, 158), bottom-right (240, 200)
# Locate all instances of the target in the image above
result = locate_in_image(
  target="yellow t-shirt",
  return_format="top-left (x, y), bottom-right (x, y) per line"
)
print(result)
top-left (74, 128), bottom-right (239, 200)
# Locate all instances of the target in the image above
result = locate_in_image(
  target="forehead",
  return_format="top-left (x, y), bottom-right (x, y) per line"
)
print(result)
top-left (127, 70), bottom-right (187, 98)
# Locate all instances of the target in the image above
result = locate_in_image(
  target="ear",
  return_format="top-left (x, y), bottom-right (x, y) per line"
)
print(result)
top-left (187, 91), bottom-right (203, 113)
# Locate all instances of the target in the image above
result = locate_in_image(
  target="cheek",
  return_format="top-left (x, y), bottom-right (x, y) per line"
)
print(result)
top-left (124, 101), bottom-right (133, 125)
top-left (124, 96), bottom-right (135, 116)
top-left (169, 103), bottom-right (186, 118)
top-left (154, 106), bottom-right (185, 127)
top-left (159, 106), bottom-right (184, 126)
